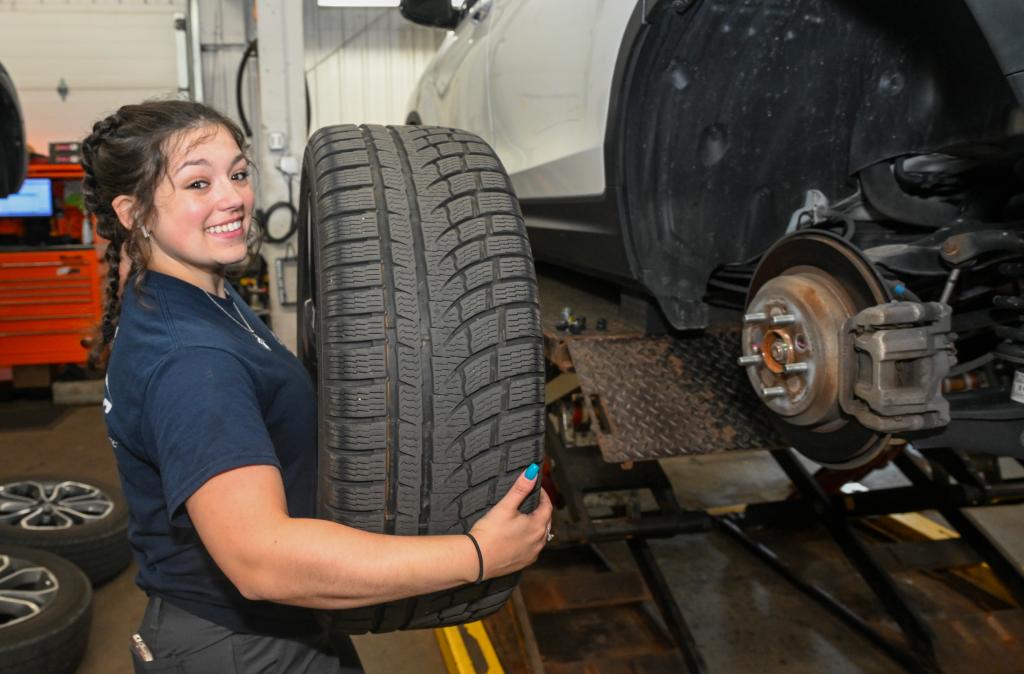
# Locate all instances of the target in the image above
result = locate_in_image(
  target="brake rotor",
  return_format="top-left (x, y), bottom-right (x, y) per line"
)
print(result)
top-left (743, 230), bottom-right (893, 468)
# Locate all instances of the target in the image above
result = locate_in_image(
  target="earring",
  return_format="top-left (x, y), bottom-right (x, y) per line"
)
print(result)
top-left (141, 227), bottom-right (150, 240)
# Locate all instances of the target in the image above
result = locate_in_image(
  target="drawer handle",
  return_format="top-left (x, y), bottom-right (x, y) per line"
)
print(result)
top-left (0, 329), bottom-right (88, 337)
top-left (0, 313), bottom-right (93, 322)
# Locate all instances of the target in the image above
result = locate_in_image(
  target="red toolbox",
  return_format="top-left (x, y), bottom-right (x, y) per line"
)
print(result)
top-left (0, 245), bottom-right (102, 366)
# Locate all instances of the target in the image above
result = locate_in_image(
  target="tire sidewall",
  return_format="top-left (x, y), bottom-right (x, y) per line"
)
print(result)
top-left (298, 150), bottom-right (329, 520)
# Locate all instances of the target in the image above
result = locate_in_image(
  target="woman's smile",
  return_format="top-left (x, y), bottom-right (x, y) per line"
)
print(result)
top-left (205, 219), bottom-right (244, 237)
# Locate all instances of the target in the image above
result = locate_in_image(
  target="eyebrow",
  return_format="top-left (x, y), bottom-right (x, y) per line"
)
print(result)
top-left (173, 153), bottom-right (247, 177)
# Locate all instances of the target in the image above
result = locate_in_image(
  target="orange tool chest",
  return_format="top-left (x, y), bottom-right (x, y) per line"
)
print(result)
top-left (0, 245), bottom-right (102, 366)
top-left (0, 162), bottom-right (102, 367)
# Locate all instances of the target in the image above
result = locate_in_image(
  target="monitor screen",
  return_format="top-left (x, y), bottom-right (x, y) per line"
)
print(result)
top-left (0, 178), bottom-right (54, 218)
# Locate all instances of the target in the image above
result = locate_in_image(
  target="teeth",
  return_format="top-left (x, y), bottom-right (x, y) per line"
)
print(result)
top-left (207, 221), bottom-right (241, 234)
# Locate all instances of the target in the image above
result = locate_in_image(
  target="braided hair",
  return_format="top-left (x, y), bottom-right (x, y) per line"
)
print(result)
top-left (81, 100), bottom-right (254, 368)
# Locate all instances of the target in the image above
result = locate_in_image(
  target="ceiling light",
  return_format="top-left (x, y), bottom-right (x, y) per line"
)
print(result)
top-left (317, 0), bottom-right (400, 7)
top-left (317, 0), bottom-right (463, 7)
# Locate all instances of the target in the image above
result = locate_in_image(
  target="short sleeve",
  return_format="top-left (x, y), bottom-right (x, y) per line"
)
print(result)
top-left (142, 347), bottom-right (280, 526)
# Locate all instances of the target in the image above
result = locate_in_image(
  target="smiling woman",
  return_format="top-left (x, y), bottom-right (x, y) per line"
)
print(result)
top-left (80, 100), bottom-right (551, 673)
top-left (82, 101), bottom-right (263, 370)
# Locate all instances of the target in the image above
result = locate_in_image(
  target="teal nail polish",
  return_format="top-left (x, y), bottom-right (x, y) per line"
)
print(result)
top-left (524, 463), bottom-right (539, 480)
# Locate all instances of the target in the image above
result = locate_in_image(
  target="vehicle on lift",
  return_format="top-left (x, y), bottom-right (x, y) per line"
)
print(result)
top-left (401, 0), bottom-right (1024, 468)
top-left (0, 60), bottom-right (27, 198)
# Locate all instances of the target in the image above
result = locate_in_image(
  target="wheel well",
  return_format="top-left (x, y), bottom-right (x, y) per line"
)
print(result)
top-left (614, 0), bottom-right (1016, 330)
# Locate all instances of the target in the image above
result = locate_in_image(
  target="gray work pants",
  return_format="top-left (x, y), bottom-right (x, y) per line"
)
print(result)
top-left (130, 596), bottom-right (363, 674)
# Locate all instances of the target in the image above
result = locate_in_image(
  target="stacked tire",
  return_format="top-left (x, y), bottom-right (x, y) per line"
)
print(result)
top-left (298, 125), bottom-right (545, 633)
top-left (0, 477), bottom-right (130, 585)
top-left (0, 546), bottom-right (92, 674)
top-left (0, 478), bottom-right (131, 674)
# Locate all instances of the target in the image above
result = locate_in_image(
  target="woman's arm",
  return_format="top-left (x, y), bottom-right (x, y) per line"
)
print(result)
top-left (186, 464), bottom-right (552, 609)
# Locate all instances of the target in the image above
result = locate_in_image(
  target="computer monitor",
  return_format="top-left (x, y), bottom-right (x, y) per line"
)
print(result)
top-left (0, 178), bottom-right (54, 218)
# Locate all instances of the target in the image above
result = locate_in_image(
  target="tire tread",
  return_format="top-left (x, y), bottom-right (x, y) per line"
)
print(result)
top-left (305, 125), bottom-right (543, 633)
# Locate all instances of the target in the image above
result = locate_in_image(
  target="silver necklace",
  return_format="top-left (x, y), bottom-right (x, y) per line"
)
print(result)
top-left (204, 290), bottom-right (271, 351)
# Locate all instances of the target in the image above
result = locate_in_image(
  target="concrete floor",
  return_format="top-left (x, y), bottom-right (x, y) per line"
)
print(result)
top-left (656, 451), bottom-right (1024, 674)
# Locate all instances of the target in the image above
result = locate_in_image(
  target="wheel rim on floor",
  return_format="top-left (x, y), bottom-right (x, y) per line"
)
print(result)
top-left (0, 481), bottom-right (115, 530)
top-left (0, 554), bottom-right (58, 629)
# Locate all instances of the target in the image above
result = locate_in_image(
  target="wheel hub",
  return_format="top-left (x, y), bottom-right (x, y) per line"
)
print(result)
top-left (742, 269), bottom-right (860, 429)
top-left (0, 480), bottom-right (114, 530)
top-left (742, 231), bottom-right (893, 468)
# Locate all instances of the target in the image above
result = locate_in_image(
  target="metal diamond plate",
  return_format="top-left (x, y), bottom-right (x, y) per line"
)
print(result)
top-left (566, 332), bottom-right (786, 462)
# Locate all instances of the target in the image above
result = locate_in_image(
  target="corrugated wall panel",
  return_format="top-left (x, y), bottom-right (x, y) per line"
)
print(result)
top-left (319, 51), bottom-right (343, 129)
top-left (197, 0), bottom-right (251, 126)
top-left (303, 1), bottom-right (443, 129)
top-left (0, 1), bottom-right (186, 149)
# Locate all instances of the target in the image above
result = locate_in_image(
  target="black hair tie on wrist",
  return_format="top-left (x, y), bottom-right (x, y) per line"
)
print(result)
top-left (465, 533), bottom-right (484, 585)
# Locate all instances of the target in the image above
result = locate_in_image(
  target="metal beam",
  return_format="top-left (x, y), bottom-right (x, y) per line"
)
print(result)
top-left (256, 0), bottom-right (306, 353)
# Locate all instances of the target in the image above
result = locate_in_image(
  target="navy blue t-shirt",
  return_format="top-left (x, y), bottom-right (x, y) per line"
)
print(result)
top-left (103, 270), bottom-right (318, 636)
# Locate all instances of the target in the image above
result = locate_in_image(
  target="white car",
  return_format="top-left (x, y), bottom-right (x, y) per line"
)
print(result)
top-left (402, 0), bottom-right (1024, 467)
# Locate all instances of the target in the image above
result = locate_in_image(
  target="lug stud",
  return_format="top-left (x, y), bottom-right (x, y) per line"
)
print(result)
top-left (743, 312), bottom-right (768, 324)
top-left (770, 313), bottom-right (796, 326)
top-left (783, 362), bottom-right (809, 374)
top-left (738, 355), bottom-right (762, 367)
top-left (762, 386), bottom-right (786, 398)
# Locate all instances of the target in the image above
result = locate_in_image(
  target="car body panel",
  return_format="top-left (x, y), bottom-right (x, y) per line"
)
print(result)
top-left (487, 0), bottom-right (636, 199)
top-left (410, 0), bottom-right (636, 200)
top-left (408, 0), bottom-right (495, 138)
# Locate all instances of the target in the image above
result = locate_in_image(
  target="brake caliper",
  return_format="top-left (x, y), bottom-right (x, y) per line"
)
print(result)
top-left (839, 301), bottom-right (956, 433)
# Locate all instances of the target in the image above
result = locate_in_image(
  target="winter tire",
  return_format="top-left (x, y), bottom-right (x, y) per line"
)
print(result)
top-left (0, 545), bottom-right (92, 674)
top-left (298, 125), bottom-right (545, 633)
top-left (0, 477), bottom-right (131, 585)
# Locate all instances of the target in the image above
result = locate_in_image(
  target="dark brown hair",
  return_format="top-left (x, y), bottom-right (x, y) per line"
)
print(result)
top-left (81, 99), bottom-right (257, 368)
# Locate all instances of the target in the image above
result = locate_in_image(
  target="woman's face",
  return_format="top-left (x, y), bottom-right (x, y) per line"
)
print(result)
top-left (145, 124), bottom-right (254, 294)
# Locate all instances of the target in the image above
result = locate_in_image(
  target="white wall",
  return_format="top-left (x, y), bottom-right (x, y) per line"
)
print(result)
top-left (303, 1), bottom-right (443, 128)
top-left (0, 0), bottom-right (186, 152)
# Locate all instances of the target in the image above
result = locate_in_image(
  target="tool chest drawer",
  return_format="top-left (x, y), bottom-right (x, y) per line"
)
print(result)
top-left (0, 247), bottom-right (102, 366)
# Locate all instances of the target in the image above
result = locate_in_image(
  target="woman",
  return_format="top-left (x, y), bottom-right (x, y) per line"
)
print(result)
top-left (83, 100), bottom-right (552, 673)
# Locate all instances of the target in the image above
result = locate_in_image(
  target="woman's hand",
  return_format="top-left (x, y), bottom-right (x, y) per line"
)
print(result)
top-left (468, 464), bottom-right (553, 581)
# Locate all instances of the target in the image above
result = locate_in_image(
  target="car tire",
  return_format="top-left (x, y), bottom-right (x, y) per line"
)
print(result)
top-left (0, 545), bottom-right (92, 674)
top-left (298, 124), bottom-right (545, 633)
top-left (0, 477), bottom-right (131, 585)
